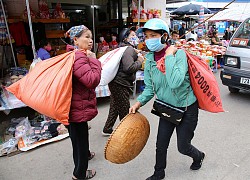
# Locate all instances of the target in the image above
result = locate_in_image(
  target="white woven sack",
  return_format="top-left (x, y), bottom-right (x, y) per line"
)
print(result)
top-left (98, 46), bottom-right (128, 85)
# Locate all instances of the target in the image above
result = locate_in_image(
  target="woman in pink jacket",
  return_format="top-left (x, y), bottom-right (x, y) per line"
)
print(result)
top-left (66, 25), bottom-right (101, 180)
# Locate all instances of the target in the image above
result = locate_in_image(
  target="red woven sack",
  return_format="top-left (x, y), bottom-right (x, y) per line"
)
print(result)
top-left (6, 51), bottom-right (77, 125)
top-left (186, 51), bottom-right (224, 113)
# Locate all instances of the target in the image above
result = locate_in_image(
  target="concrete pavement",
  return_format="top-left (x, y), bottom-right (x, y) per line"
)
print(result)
top-left (1, 70), bottom-right (250, 180)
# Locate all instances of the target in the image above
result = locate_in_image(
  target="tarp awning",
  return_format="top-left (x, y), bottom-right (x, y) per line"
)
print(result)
top-left (209, 5), bottom-right (250, 22)
top-left (166, 0), bottom-right (188, 4)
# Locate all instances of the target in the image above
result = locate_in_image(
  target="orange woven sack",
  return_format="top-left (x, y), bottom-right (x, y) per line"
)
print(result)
top-left (6, 51), bottom-right (76, 125)
top-left (186, 51), bottom-right (224, 113)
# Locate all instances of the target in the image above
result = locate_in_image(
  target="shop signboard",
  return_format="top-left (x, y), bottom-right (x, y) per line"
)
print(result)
top-left (172, 20), bottom-right (181, 32)
top-left (216, 22), bottom-right (228, 34)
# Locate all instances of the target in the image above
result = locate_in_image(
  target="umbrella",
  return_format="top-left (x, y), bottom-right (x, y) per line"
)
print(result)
top-left (171, 3), bottom-right (211, 15)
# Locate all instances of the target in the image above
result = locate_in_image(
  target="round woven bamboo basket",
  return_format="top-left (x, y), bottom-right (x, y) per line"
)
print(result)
top-left (104, 112), bottom-right (150, 164)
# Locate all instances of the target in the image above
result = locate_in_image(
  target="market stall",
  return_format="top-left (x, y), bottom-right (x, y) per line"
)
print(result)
top-left (175, 39), bottom-right (227, 72)
top-left (0, 70), bottom-right (69, 157)
top-left (0, 0), bottom-right (70, 157)
top-left (0, 68), bottom-right (28, 112)
top-left (1, 74), bottom-right (69, 157)
top-left (0, 114), bottom-right (69, 156)
top-left (0, 1), bottom-right (15, 57)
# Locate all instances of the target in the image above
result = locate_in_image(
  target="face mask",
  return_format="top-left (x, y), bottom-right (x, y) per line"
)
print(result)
top-left (128, 37), bottom-right (139, 46)
top-left (145, 36), bottom-right (164, 52)
top-left (45, 46), bottom-right (52, 52)
top-left (112, 36), bottom-right (116, 41)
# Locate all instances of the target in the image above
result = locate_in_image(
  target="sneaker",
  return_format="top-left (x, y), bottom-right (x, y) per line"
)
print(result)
top-left (190, 152), bottom-right (205, 170)
top-left (146, 174), bottom-right (165, 180)
top-left (102, 129), bottom-right (113, 136)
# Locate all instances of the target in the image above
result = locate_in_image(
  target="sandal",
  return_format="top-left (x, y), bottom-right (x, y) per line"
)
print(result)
top-left (72, 177), bottom-right (84, 180)
top-left (85, 169), bottom-right (96, 179)
top-left (72, 169), bottom-right (96, 180)
top-left (88, 152), bottom-right (95, 160)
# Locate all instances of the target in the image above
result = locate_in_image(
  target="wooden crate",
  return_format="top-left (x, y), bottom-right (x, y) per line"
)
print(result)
top-left (46, 30), bottom-right (66, 39)
top-left (17, 54), bottom-right (26, 65)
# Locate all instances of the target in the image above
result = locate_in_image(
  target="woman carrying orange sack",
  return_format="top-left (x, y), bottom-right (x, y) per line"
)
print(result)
top-left (65, 25), bottom-right (101, 180)
top-left (129, 19), bottom-right (205, 180)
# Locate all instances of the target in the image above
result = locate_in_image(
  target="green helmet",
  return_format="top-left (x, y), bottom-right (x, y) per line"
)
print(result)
top-left (142, 18), bottom-right (170, 34)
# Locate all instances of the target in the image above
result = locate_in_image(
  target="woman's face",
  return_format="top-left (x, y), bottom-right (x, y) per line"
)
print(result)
top-left (74, 30), bottom-right (93, 50)
top-left (127, 30), bottom-right (137, 39)
top-left (44, 43), bottom-right (52, 51)
top-left (144, 29), bottom-right (162, 40)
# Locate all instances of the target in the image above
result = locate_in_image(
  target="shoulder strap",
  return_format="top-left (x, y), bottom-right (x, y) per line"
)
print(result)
top-left (149, 53), bottom-right (190, 110)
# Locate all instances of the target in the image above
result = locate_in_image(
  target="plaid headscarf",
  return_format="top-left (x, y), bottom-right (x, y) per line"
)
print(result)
top-left (65, 25), bottom-right (88, 40)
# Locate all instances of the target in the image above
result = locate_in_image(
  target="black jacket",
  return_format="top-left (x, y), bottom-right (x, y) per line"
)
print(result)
top-left (179, 27), bottom-right (186, 39)
top-left (112, 46), bottom-right (142, 88)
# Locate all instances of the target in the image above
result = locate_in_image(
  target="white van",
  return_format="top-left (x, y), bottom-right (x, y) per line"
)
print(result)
top-left (220, 18), bottom-right (250, 93)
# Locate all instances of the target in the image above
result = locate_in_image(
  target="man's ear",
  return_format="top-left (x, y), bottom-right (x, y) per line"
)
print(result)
top-left (161, 33), bottom-right (169, 44)
top-left (164, 33), bottom-right (169, 40)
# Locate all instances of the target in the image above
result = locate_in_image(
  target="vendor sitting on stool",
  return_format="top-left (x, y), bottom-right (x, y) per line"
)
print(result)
top-left (211, 31), bottom-right (222, 46)
top-left (37, 39), bottom-right (52, 60)
top-left (211, 31), bottom-right (223, 68)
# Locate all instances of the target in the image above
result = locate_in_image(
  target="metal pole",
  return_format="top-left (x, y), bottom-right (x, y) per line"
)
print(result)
top-left (0, 0), bottom-right (17, 67)
top-left (128, 0), bottom-right (131, 18)
top-left (138, 0), bottom-right (141, 25)
top-left (25, 0), bottom-right (37, 59)
top-left (118, 0), bottom-right (123, 32)
top-left (92, 0), bottom-right (96, 53)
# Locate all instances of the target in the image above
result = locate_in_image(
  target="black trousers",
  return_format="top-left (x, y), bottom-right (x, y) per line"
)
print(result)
top-left (154, 101), bottom-right (203, 177)
top-left (68, 122), bottom-right (89, 179)
top-left (103, 81), bottom-right (130, 131)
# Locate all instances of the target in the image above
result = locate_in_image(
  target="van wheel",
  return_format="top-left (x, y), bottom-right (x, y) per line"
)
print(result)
top-left (228, 87), bottom-right (239, 93)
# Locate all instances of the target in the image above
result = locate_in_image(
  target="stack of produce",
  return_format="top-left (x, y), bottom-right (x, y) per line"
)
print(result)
top-left (176, 40), bottom-right (227, 58)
